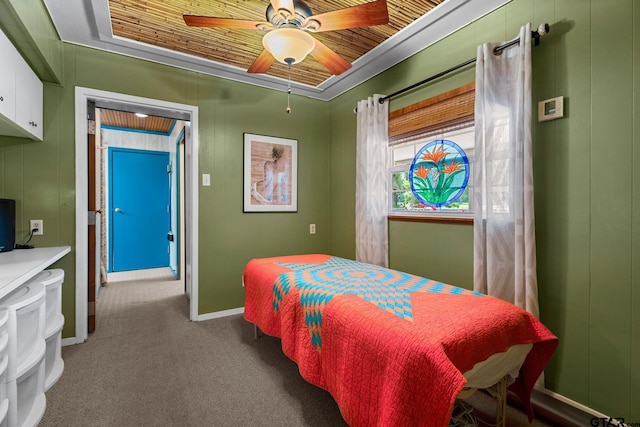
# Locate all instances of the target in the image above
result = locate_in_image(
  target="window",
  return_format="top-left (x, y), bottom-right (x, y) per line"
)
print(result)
top-left (388, 83), bottom-right (475, 218)
top-left (390, 126), bottom-right (474, 215)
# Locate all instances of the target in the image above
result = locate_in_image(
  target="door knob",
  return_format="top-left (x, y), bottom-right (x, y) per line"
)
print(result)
top-left (115, 208), bottom-right (122, 213)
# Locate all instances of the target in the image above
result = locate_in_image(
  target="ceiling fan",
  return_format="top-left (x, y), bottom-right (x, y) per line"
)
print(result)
top-left (183, 0), bottom-right (389, 76)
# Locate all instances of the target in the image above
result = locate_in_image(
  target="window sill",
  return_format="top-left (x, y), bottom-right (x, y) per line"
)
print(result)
top-left (388, 215), bottom-right (473, 225)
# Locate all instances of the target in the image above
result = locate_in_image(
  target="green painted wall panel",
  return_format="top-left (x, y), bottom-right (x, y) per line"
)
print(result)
top-left (2, 146), bottom-right (23, 215)
top-left (0, 0), bottom-right (63, 82)
top-left (631, 1), bottom-right (640, 422)
top-left (589, 0), bottom-right (633, 416)
top-left (534, 0), bottom-right (593, 402)
top-left (471, 4), bottom-right (507, 51)
top-left (328, 95), bottom-right (357, 259)
top-left (51, 50), bottom-right (78, 337)
top-left (388, 221), bottom-right (473, 290)
top-left (505, 0), bottom-right (534, 36)
top-left (196, 79), bottom-right (332, 314)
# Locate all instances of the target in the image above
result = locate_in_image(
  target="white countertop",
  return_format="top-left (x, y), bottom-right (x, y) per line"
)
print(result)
top-left (0, 246), bottom-right (71, 299)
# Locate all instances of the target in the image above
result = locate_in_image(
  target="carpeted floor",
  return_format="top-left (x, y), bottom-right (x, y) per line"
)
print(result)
top-left (40, 270), bottom-right (555, 426)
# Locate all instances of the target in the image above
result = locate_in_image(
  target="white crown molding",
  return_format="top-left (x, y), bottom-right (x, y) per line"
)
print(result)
top-left (44, 0), bottom-right (511, 101)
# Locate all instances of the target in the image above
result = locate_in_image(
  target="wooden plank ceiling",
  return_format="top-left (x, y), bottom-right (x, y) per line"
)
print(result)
top-left (108, 0), bottom-right (446, 87)
top-left (101, 109), bottom-right (175, 134)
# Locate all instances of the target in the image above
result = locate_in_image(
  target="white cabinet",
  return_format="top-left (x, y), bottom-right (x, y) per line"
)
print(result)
top-left (14, 60), bottom-right (43, 141)
top-left (0, 28), bottom-right (43, 141)
top-left (0, 30), bottom-right (17, 123)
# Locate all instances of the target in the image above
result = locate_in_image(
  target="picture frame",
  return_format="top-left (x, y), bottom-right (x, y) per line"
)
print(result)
top-left (243, 133), bottom-right (298, 212)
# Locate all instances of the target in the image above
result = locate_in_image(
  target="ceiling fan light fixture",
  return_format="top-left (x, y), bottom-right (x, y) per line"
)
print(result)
top-left (262, 28), bottom-right (315, 65)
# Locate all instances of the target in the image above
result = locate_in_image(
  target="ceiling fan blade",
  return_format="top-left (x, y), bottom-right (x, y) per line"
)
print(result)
top-left (305, 0), bottom-right (389, 32)
top-left (269, 0), bottom-right (295, 16)
top-left (183, 15), bottom-right (268, 30)
top-left (310, 38), bottom-right (352, 76)
top-left (247, 50), bottom-right (276, 74)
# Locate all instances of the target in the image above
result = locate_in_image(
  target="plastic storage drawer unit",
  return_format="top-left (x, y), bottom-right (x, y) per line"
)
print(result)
top-left (0, 310), bottom-right (9, 427)
top-left (0, 282), bottom-right (46, 427)
top-left (26, 270), bottom-right (64, 391)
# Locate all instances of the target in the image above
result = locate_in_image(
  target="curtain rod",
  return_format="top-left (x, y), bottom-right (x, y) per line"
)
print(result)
top-left (376, 23), bottom-right (550, 105)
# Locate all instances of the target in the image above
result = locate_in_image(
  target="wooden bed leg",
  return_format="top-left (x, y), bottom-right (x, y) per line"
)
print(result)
top-left (485, 375), bottom-right (508, 427)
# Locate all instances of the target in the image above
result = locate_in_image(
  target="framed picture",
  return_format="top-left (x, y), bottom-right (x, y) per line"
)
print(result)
top-left (243, 133), bottom-right (298, 212)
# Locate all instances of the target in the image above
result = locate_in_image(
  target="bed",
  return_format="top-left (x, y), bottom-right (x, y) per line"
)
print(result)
top-left (243, 254), bottom-right (557, 427)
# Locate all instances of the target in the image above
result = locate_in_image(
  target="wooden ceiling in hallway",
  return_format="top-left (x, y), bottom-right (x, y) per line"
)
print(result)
top-left (107, 0), bottom-right (446, 87)
top-left (100, 109), bottom-right (175, 134)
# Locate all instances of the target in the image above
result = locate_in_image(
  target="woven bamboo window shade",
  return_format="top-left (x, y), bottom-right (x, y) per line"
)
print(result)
top-left (388, 82), bottom-right (475, 145)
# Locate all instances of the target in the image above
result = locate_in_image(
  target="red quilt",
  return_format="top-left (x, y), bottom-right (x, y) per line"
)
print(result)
top-left (243, 254), bottom-right (557, 427)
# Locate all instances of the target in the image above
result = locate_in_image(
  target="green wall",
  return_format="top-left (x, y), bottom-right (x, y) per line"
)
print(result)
top-left (328, 0), bottom-right (640, 421)
top-left (0, 0), bottom-right (639, 422)
top-left (0, 0), bottom-right (63, 83)
top-left (388, 221), bottom-right (474, 290)
top-left (0, 43), bottom-right (332, 333)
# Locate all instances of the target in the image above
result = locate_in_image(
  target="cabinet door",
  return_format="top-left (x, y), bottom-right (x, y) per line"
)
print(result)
top-left (0, 30), bottom-right (17, 121)
top-left (15, 58), bottom-right (43, 140)
top-left (29, 72), bottom-right (43, 140)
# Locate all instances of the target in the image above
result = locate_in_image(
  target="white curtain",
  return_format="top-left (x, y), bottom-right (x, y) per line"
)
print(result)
top-left (473, 23), bottom-right (540, 318)
top-left (355, 94), bottom-right (389, 267)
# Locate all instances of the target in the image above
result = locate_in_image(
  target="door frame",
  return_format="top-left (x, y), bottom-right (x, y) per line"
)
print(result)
top-left (173, 131), bottom-right (185, 281)
top-left (75, 87), bottom-right (200, 344)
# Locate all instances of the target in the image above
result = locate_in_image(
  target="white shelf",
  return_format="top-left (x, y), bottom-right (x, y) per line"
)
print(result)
top-left (0, 397), bottom-right (8, 424)
top-left (0, 247), bottom-right (70, 300)
top-left (15, 340), bottom-right (45, 381)
top-left (0, 311), bottom-right (7, 330)
top-left (0, 331), bottom-right (7, 357)
top-left (20, 393), bottom-right (45, 427)
top-left (44, 314), bottom-right (64, 340)
top-left (0, 354), bottom-right (7, 378)
top-left (44, 358), bottom-right (63, 392)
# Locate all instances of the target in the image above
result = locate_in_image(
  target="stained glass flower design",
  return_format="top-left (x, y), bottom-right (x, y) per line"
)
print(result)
top-left (409, 140), bottom-right (469, 208)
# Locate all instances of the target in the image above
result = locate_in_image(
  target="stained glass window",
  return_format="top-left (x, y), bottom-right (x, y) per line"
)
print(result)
top-left (390, 125), bottom-right (474, 216)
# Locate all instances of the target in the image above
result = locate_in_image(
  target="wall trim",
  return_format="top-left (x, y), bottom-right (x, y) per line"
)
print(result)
top-left (197, 307), bottom-right (245, 321)
top-left (61, 337), bottom-right (76, 347)
top-left (62, 307), bottom-right (246, 346)
top-left (532, 388), bottom-right (616, 424)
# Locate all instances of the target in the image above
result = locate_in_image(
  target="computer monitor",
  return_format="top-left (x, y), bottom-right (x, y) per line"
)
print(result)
top-left (0, 198), bottom-right (16, 252)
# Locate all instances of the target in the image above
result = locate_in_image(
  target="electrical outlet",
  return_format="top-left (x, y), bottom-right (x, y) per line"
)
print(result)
top-left (30, 220), bottom-right (43, 235)
top-left (309, 224), bottom-right (316, 234)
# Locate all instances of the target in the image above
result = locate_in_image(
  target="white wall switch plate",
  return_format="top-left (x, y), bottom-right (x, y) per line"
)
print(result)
top-left (202, 173), bottom-right (211, 186)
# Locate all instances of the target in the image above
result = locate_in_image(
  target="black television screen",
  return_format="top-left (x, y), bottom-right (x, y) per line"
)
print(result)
top-left (0, 198), bottom-right (16, 252)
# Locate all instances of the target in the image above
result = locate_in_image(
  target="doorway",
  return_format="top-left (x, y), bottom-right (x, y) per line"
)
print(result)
top-left (75, 87), bottom-right (200, 344)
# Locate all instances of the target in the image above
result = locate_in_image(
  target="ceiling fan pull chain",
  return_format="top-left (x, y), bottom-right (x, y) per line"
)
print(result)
top-left (286, 60), bottom-right (292, 114)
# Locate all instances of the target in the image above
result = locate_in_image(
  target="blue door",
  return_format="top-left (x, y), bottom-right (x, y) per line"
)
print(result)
top-left (109, 148), bottom-right (170, 272)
